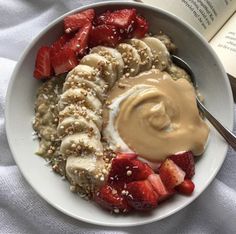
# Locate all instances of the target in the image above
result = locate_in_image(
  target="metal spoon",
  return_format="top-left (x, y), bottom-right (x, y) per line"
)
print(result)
top-left (171, 55), bottom-right (236, 150)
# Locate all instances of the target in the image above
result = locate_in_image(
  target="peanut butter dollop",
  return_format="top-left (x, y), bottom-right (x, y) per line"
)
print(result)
top-left (103, 69), bottom-right (209, 162)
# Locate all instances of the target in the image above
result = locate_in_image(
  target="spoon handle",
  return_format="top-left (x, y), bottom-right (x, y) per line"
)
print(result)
top-left (197, 99), bottom-right (236, 150)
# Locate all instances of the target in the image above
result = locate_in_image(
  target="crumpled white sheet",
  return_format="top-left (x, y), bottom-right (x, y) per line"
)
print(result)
top-left (1, 0), bottom-right (236, 233)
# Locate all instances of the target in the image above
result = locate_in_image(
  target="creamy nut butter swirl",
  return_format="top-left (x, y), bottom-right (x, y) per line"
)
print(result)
top-left (103, 69), bottom-right (209, 162)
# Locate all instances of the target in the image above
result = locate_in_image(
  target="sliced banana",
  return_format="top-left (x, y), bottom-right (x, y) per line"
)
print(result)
top-left (116, 43), bottom-right (141, 76)
top-left (59, 105), bottom-right (103, 131)
top-left (90, 46), bottom-right (124, 79)
top-left (80, 53), bottom-right (116, 88)
top-left (142, 37), bottom-right (170, 71)
top-left (57, 116), bottom-right (101, 139)
top-left (66, 154), bottom-right (105, 193)
top-left (57, 62), bottom-right (107, 193)
top-left (58, 88), bottom-right (102, 112)
top-left (67, 64), bottom-right (97, 81)
top-left (64, 76), bottom-right (106, 102)
top-left (65, 64), bottom-right (108, 94)
top-left (127, 39), bottom-right (153, 72)
top-left (60, 133), bottom-right (103, 157)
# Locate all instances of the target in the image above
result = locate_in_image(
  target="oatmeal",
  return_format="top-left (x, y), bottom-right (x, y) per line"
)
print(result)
top-left (33, 77), bottom-right (66, 175)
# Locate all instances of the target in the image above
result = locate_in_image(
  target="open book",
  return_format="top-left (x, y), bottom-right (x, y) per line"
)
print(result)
top-left (136, 0), bottom-right (236, 93)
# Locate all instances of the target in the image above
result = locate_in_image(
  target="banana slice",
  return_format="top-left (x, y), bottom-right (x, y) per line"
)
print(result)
top-left (58, 88), bottom-right (102, 112)
top-left (64, 76), bottom-right (106, 102)
top-left (57, 116), bottom-right (101, 139)
top-left (66, 154), bottom-right (105, 194)
top-left (127, 39), bottom-right (153, 72)
top-left (116, 43), bottom-right (141, 76)
top-left (65, 64), bottom-right (108, 94)
top-left (80, 53), bottom-right (116, 88)
top-left (59, 105), bottom-right (103, 131)
top-left (142, 37), bottom-right (170, 70)
top-left (60, 133), bottom-right (103, 157)
top-left (90, 46), bottom-right (124, 79)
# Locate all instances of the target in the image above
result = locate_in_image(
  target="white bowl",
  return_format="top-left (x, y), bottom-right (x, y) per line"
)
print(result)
top-left (5, 1), bottom-right (234, 227)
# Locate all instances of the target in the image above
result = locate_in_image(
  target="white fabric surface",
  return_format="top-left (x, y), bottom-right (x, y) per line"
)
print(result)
top-left (1, 0), bottom-right (236, 233)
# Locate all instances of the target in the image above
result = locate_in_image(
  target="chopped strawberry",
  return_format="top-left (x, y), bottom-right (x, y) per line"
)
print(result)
top-left (64, 23), bottom-right (92, 56)
top-left (96, 9), bottom-right (136, 29)
top-left (108, 158), bottom-right (154, 184)
top-left (95, 184), bottom-right (131, 213)
top-left (33, 46), bottom-right (53, 79)
top-left (64, 9), bottom-right (95, 33)
top-left (94, 10), bottom-right (111, 25)
top-left (169, 151), bottom-right (195, 179)
top-left (89, 24), bottom-right (122, 47)
top-left (50, 34), bottom-right (74, 57)
top-left (148, 174), bottom-right (175, 202)
top-left (159, 159), bottom-right (185, 189)
top-left (111, 181), bottom-right (127, 193)
top-left (51, 47), bottom-right (78, 75)
top-left (126, 180), bottom-right (158, 211)
top-left (132, 15), bottom-right (149, 38)
top-left (116, 152), bottom-right (138, 160)
top-left (176, 179), bottom-right (195, 195)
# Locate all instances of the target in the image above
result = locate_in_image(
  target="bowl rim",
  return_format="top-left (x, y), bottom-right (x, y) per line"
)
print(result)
top-left (5, 0), bottom-right (234, 227)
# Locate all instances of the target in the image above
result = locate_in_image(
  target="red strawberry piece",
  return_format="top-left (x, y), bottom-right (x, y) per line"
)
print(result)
top-left (126, 180), bottom-right (158, 211)
top-left (176, 179), bottom-right (195, 195)
top-left (94, 10), bottom-right (111, 25)
top-left (148, 174), bottom-right (175, 202)
top-left (51, 47), bottom-right (78, 75)
top-left (116, 152), bottom-right (138, 160)
top-left (64, 23), bottom-right (92, 56)
top-left (169, 151), bottom-right (195, 179)
top-left (96, 9), bottom-right (136, 29)
top-left (159, 159), bottom-right (185, 189)
top-left (132, 15), bottom-right (149, 38)
top-left (111, 181), bottom-right (127, 193)
top-left (95, 184), bottom-right (131, 213)
top-left (108, 158), bottom-right (154, 184)
top-left (64, 9), bottom-right (95, 33)
top-left (89, 24), bottom-right (122, 47)
top-left (50, 34), bottom-right (74, 58)
top-left (33, 46), bottom-right (53, 80)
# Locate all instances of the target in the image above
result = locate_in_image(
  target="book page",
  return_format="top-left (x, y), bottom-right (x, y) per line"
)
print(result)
top-left (210, 13), bottom-right (236, 77)
top-left (139, 0), bottom-right (236, 40)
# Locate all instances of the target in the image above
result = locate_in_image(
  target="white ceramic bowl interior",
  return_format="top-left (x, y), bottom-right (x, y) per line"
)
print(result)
top-left (5, 1), bottom-right (234, 227)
